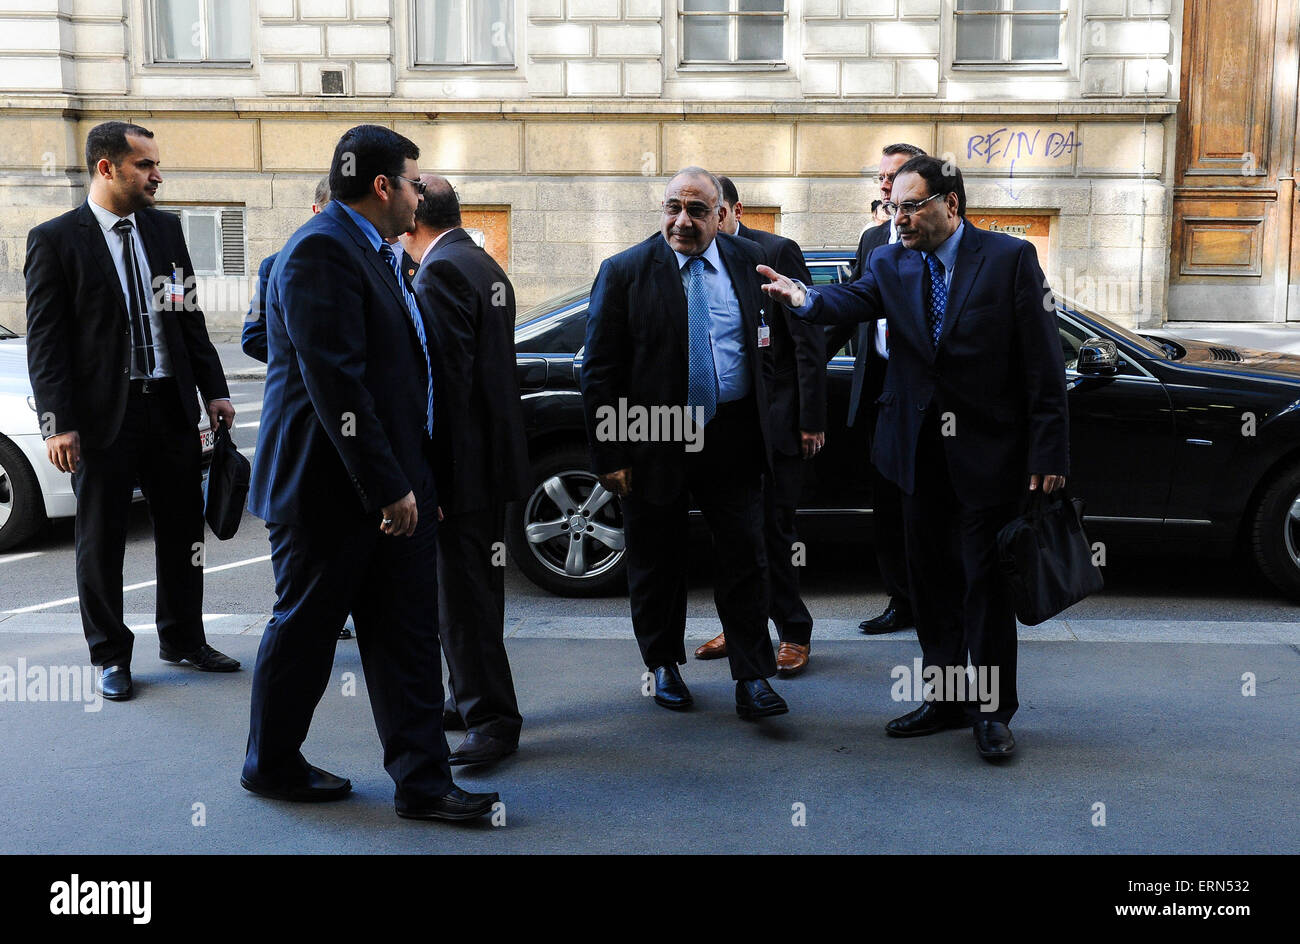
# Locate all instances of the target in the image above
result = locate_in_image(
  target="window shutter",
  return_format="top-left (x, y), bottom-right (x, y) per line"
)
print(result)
top-left (220, 208), bottom-right (246, 276)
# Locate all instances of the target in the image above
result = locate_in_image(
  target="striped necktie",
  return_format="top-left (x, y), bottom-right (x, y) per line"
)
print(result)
top-left (112, 219), bottom-right (157, 377)
top-left (379, 243), bottom-right (434, 437)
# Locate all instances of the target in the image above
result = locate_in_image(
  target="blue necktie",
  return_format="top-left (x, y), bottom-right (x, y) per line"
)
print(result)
top-left (685, 256), bottom-right (717, 427)
top-left (925, 253), bottom-right (947, 349)
top-left (379, 243), bottom-right (434, 437)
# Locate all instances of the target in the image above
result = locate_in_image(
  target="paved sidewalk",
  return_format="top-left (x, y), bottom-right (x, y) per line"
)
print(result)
top-left (0, 627), bottom-right (1295, 854)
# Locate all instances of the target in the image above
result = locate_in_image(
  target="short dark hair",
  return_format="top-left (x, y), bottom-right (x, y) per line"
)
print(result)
top-left (313, 176), bottom-right (331, 207)
top-left (895, 154), bottom-right (966, 217)
top-left (414, 176), bottom-right (461, 230)
top-left (328, 124), bottom-right (420, 203)
top-left (718, 175), bottom-right (740, 208)
top-left (870, 199), bottom-right (882, 213)
top-left (882, 142), bottom-right (927, 159)
top-left (85, 121), bottom-right (155, 176)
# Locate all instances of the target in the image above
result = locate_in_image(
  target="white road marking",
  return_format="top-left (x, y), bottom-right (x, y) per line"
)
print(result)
top-left (2, 554), bottom-right (274, 614)
top-left (0, 552), bottom-right (43, 565)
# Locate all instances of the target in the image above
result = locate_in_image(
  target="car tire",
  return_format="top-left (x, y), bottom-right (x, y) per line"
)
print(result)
top-left (0, 434), bottom-right (47, 553)
top-left (506, 444), bottom-right (627, 597)
top-left (1249, 459), bottom-right (1300, 600)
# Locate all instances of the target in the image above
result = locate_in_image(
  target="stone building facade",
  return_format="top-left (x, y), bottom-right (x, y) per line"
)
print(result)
top-left (0, 1), bottom-right (1293, 336)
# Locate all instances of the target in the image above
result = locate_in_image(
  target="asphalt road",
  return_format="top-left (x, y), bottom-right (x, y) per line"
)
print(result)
top-left (1, 372), bottom-right (1297, 855)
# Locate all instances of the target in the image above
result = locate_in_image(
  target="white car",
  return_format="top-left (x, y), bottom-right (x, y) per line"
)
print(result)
top-left (0, 327), bottom-right (215, 552)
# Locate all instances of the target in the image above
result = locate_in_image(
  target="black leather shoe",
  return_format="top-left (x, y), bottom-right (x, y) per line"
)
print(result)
top-left (859, 600), bottom-right (914, 634)
top-left (652, 664), bottom-right (693, 710)
top-left (97, 665), bottom-right (133, 701)
top-left (241, 765), bottom-right (352, 802)
top-left (443, 705), bottom-right (466, 731)
top-left (159, 643), bottom-right (240, 672)
top-left (735, 678), bottom-right (789, 720)
top-left (397, 786), bottom-right (500, 822)
top-left (974, 720), bottom-right (1016, 759)
top-left (449, 731), bottom-right (518, 767)
top-left (885, 701), bottom-right (967, 737)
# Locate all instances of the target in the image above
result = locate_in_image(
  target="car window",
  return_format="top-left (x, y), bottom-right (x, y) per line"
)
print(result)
top-left (1059, 319), bottom-right (1090, 369)
top-left (808, 264), bottom-right (846, 286)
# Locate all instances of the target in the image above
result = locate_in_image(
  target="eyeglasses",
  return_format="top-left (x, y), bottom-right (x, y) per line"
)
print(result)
top-left (389, 175), bottom-right (427, 196)
top-left (662, 200), bottom-right (717, 220)
top-left (882, 192), bottom-right (945, 217)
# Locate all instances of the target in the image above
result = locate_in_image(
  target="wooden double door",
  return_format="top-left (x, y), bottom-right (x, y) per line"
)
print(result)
top-left (1169, 0), bottom-right (1299, 322)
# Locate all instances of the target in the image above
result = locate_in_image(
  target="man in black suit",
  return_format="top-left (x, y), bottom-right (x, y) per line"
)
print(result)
top-left (400, 175), bottom-right (531, 767)
top-left (241, 125), bottom-right (498, 820)
top-left (692, 176), bottom-right (825, 676)
top-left (826, 143), bottom-right (926, 636)
top-left (760, 156), bottom-right (1069, 760)
top-left (582, 167), bottom-right (786, 720)
top-left (24, 121), bottom-right (240, 701)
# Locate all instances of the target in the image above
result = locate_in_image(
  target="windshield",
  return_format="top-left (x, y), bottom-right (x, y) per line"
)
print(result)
top-left (516, 284), bottom-right (590, 326)
top-left (1056, 297), bottom-right (1167, 358)
top-left (0, 325), bottom-right (17, 340)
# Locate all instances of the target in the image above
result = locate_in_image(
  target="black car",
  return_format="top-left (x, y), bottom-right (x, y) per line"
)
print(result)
top-left (508, 249), bottom-right (1300, 601)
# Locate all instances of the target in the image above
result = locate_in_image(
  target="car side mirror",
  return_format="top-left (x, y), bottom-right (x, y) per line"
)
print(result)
top-left (1077, 338), bottom-right (1119, 376)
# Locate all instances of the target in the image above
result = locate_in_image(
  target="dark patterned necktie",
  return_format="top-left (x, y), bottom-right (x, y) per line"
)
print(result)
top-left (379, 242), bottom-right (434, 437)
top-left (112, 219), bottom-right (157, 377)
top-left (925, 253), bottom-right (947, 349)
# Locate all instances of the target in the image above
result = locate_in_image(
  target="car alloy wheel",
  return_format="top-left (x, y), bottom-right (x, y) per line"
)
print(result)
top-left (524, 469), bottom-right (625, 580)
top-left (0, 435), bottom-right (45, 552)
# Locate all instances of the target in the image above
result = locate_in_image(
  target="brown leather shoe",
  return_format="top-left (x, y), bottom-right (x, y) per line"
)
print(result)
top-left (776, 642), bottom-right (809, 675)
top-left (694, 633), bottom-right (727, 660)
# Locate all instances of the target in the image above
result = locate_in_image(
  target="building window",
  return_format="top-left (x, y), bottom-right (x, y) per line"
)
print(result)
top-left (954, 0), bottom-right (1065, 65)
top-left (680, 0), bottom-right (785, 65)
top-left (152, 0), bottom-right (251, 63)
top-left (414, 0), bottom-right (514, 66)
top-left (159, 207), bottom-right (247, 277)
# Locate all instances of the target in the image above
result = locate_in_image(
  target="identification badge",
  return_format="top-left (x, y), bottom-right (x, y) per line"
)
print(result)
top-left (167, 265), bottom-right (185, 305)
top-left (757, 324), bottom-right (771, 348)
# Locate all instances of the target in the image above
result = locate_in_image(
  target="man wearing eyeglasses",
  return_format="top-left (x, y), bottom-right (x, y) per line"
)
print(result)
top-left (581, 167), bottom-right (787, 721)
top-left (828, 143), bottom-right (925, 639)
top-left (760, 156), bottom-right (1069, 761)
top-left (242, 125), bottom-right (499, 821)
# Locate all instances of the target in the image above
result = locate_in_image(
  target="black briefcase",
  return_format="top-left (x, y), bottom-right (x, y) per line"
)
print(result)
top-left (996, 488), bottom-right (1103, 626)
top-left (204, 419), bottom-right (250, 541)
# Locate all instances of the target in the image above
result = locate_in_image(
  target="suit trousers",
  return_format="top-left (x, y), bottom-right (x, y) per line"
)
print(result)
top-left (901, 416), bottom-right (1019, 723)
top-left (621, 396), bottom-right (778, 681)
top-left (764, 450), bottom-right (813, 646)
top-left (243, 490), bottom-right (452, 806)
top-left (71, 379), bottom-right (205, 668)
top-left (438, 503), bottom-right (523, 743)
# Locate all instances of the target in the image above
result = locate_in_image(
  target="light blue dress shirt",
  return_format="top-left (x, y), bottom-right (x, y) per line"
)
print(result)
top-left (337, 201), bottom-right (382, 252)
top-left (671, 237), bottom-right (752, 404)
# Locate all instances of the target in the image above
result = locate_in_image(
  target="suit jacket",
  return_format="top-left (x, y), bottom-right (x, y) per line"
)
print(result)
top-left (826, 221), bottom-right (891, 429)
top-left (248, 201), bottom-right (437, 526)
top-left (736, 222), bottom-right (826, 456)
top-left (803, 224), bottom-right (1069, 508)
top-left (582, 232), bottom-right (775, 505)
top-left (241, 253), bottom-right (275, 364)
top-left (411, 228), bottom-right (530, 514)
top-left (24, 202), bottom-right (229, 448)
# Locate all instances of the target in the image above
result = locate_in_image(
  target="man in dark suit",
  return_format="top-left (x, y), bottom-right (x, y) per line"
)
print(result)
top-left (760, 156), bottom-right (1069, 760)
top-left (582, 167), bottom-right (786, 720)
top-left (826, 143), bottom-right (926, 636)
top-left (24, 121), bottom-right (240, 701)
top-left (400, 175), bottom-right (531, 767)
top-left (692, 176), bottom-right (825, 675)
top-left (241, 124), bottom-right (498, 820)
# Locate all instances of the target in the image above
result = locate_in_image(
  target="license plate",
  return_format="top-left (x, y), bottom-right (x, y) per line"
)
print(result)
top-left (199, 428), bottom-right (215, 451)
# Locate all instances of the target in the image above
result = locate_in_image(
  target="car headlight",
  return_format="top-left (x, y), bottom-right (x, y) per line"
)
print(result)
top-left (26, 395), bottom-right (37, 412)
